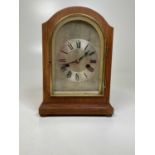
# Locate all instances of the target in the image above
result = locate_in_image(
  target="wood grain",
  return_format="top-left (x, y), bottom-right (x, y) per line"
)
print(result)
top-left (39, 6), bottom-right (114, 116)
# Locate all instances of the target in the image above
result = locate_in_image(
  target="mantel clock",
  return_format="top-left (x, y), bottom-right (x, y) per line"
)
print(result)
top-left (39, 7), bottom-right (114, 116)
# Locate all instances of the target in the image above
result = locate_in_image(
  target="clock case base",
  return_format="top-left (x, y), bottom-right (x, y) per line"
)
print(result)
top-left (39, 102), bottom-right (113, 116)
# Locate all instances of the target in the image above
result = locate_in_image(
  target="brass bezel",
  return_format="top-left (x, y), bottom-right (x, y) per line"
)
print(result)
top-left (50, 13), bottom-right (106, 96)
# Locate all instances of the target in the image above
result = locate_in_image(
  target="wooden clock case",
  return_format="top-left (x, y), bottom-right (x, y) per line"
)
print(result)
top-left (39, 6), bottom-right (114, 116)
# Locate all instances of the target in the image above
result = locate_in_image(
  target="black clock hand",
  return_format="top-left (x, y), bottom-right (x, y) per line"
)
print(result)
top-left (64, 59), bottom-right (79, 65)
top-left (78, 51), bottom-right (90, 62)
top-left (63, 50), bottom-right (91, 65)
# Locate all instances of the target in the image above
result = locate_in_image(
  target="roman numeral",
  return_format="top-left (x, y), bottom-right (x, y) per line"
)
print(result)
top-left (84, 44), bottom-right (89, 50)
top-left (76, 40), bottom-right (81, 48)
top-left (86, 64), bottom-right (94, 72)
top-left (67, 71), bottom-right (72, 78)
top-left (84, 73), bottom-right (87, 79)
top-left (90, 60), bottom-right (96, 63)
top-left (60, 50), bottom-right (68, 54)
top-left (89, 51), bottom-right (95, 56)
top-left (61, 64), bottom-right (69, 72)
top-left (59, 59), bottom-right (66, 62)
top-left (75, 73), bottom-right (79, 81)
top-left (67, 42), bottom-right (74, 50)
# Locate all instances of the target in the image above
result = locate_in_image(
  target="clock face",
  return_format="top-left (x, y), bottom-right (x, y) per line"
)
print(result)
top-left (51, 16), bottom-right (104, 96)
top-left (58, 39), bottom-right (97, 82)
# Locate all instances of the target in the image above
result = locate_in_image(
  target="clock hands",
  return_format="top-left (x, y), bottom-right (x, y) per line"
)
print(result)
top-left (68, 59), bottom-right (79, 64)
top-left (78, 51), bottom-right (89, 62)
top-left (64, 56), bottom-right (84, 65)
top-left (62, 59), bottom-right (79, 66)
top-left (63, 50), bottom-right (95, 66)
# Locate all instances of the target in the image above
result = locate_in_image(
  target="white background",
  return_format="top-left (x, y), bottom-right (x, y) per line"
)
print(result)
top-left (19, 0), bottom-right (134, 155)
top-left (2, 1), bottom-right (155, 155)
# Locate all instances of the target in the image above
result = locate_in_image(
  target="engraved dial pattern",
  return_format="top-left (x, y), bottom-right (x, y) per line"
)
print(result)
top-left (58, 39), bottom-right (97, 82)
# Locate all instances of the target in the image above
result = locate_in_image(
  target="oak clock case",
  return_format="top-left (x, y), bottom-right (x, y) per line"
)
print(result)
top-left (39, 7), bottom-right (114, 116)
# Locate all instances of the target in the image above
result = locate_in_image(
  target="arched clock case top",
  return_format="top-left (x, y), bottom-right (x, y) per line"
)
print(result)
top-left (39, 6), bottom-right (114, 116)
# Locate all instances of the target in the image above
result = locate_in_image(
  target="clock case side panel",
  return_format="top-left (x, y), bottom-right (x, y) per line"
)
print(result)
top-left (104, 26), bottom-right (114, 103)
top-left (39, 6), bottom-right (114, 116)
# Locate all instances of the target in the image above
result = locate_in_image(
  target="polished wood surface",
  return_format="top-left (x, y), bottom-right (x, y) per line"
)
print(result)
top-left (39, 6), bottom-right (114, 116)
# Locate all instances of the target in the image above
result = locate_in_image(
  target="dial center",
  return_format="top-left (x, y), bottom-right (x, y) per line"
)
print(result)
top-left (70, 58), bottom-right (87, 72)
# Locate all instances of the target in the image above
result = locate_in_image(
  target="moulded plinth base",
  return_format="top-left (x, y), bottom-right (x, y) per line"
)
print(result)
top-left (39, 102), bottom-right (114, 117)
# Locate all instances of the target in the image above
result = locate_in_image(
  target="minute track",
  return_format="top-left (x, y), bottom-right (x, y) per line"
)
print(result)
top-left (59, 39), bottom-right (97, 82)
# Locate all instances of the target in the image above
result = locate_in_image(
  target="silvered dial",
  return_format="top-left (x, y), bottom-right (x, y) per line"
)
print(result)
top-left (58, 39), bottom-right (97, 82)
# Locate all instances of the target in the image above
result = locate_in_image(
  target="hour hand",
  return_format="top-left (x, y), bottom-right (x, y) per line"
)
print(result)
top-left (67, 59), bottom-right (79, 64)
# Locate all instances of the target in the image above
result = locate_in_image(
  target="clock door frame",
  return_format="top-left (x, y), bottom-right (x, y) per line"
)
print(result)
top-left (39, 6), bottom-right (114, 116)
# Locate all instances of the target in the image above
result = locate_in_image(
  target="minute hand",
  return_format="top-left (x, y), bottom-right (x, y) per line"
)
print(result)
top-left (78, 51), bottom-right (90, 61)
